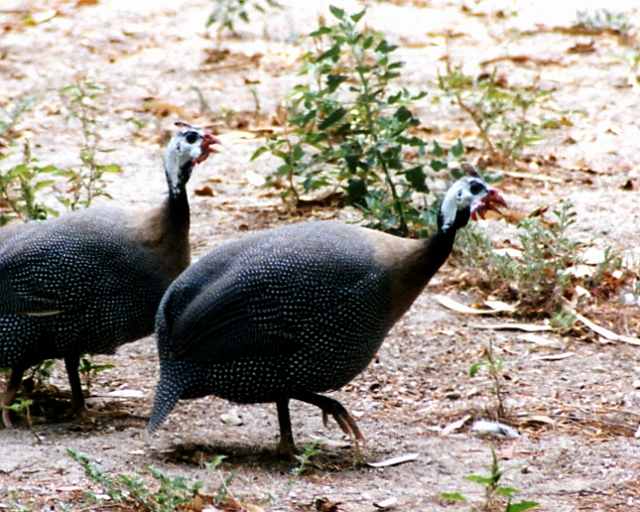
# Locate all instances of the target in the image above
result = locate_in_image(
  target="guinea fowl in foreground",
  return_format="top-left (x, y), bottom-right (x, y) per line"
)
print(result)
top-left (148, 174), bottom-right (506, 455)
top-left (0, 123), bottom-right (219, 428)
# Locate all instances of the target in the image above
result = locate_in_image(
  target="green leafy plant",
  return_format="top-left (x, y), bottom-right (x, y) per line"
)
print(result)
top-left (437, 63), bottom-right (557, 164)
top-left (254, 6), bottom-right (460, 236)
top-left (67, 449), bottom-right (206, 512)
top-left (59, 79), bottom-right (122, 211)
top-left (441, 449), bottom-right (538, 511)
top-left (207, 0), bottom-right (282, 41)
top-left (470, 341), bottom-right (507, 420)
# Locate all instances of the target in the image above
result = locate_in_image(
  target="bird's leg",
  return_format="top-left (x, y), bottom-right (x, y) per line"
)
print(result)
top-left (1, 366), bottom-right (25, 428)
top-left (275, 398), bottom-right (297, 458)
top-left (64, 354), bottom-right (85, 413)
top-left (292, 391), bottom-right (365, 451)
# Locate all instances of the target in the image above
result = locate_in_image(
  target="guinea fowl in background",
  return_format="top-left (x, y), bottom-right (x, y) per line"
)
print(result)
top-left (147, 174), bottom-right (506, 456)
top-left (0, 123), bottom-right (219, 428)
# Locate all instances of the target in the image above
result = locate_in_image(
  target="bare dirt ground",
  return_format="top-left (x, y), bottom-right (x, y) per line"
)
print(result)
top-left (1, 0), bottom-right (640, 510)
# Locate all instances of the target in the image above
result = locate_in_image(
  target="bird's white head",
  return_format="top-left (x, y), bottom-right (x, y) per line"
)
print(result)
top-left (439, 174), bottom-right (506, 233)
top-left (164, 122), bottom-right (219, 196)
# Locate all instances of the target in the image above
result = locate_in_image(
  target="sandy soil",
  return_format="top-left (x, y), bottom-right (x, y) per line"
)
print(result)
top-left (1, 0), bottom-right (640, 510)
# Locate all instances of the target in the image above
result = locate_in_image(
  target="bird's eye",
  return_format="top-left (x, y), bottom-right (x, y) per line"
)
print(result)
top-left (469, 181), bottom-right (485, 195)
top-left (185, 131), bottom-right (199, 144)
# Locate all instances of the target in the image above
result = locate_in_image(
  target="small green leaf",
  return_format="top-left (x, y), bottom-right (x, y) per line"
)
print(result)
top-left (251, 146), bottom-right (270, 161)
top-left (432, 140), bottom-right (444, 157)
top-left (506, 501), bottom-right (539, 512)
top-left (466, 474), bottom-right (494, 486)
top-left (98, 164), bottom-right (122, 174)
top-left (393, 106), bottom-right (413, 123)
top-left (319, 107), bottom-right (347, 130)
top-left (309, 26), bottom-right (332, 37)
top-left (430, 159), bottom-right (447, 172)
top-left (326, 74), bottom-right (347, 93)
top-left (440, 492), bottom-right (467, 503)
top-left (469, 362), bottom-right (483, 377)
top-left (329, 5), bottom-right (345, 19)
top-left (497, 486), bottom-right (519, 497)
top-left (350, 9), bottom-right (366, 23)
top-left (451, 138), bottom-right (464, 158)
top-left (405, 166), bottom-right (427, 192)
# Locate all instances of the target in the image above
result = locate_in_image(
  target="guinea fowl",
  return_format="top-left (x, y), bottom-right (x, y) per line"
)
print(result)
top-left (0, 123), bottom-right (218, 427)
top-left (148, 174), bottom-right (505, 455)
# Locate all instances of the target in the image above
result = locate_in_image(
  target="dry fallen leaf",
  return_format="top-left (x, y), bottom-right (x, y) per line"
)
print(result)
top-left (373, 497), bottom-right (399, 509)
top-left (367, 453), bottom-right (419, 468)
top-left (435, 295), bottom-right (516, 315)
top-left (472, 322), bottom-right (552, 332)
top-left (441, 414), bottom-right (472, 436)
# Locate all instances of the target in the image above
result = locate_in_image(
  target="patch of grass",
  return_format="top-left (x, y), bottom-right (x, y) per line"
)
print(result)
top-left (253, 6), bottom-right (461, 236)
top-left (441, 448), bottom-right (539, 511)
top-left (437, 62), bottom-right (561, 165)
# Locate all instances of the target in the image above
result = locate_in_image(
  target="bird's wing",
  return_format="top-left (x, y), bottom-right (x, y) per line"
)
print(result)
top-left (0, 222), bottom-right (128, 315)
top-left (167, 276), bottom-right (300, 363)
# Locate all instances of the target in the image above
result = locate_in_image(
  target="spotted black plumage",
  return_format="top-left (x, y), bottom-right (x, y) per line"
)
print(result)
top-left (0, 125), bottom-right (218, 427)
top-left (148, 175), bottom-right (506, 455)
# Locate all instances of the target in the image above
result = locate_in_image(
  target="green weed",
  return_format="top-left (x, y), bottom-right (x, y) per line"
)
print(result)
top-left (78, 357), bottom-right (114, 394)
top-left (67, 448), bottom-right (209, 512)
top-left (59, 79), bottom-right (122, 210)
top-left (292, 442), bottom-right (321, 476)
top-left (441, 449), bottom-right (538, 511)
top-left (469, 341), bottom-right (507, 420)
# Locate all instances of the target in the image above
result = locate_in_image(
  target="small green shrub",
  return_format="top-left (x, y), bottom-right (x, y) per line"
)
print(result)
top-left (437, 65), bottom-right (558, 164)
top-left (254, 6), bottom-right (461, 236)
top-left (441, 449), bottom-right (538, 511)
top-left (456, 201), bottom-right (579, 317)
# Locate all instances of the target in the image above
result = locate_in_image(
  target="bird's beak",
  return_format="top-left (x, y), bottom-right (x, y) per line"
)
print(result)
top-left (195, 133), bottom-right (220, 164)
top-left (471, 188), bottom-right (507, 220)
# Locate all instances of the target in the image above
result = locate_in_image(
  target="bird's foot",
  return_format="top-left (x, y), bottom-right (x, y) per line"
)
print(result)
top-left (321, 407), bottom-right (366, 453)
top-left (275, 437), bottom-right (298, 460)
